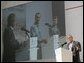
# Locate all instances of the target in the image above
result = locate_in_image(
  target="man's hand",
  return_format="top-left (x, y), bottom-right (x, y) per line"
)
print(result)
top-left (21, 41), bottom-right (27, 47)
top-left (41, 39), bottom-right (47, 44)
top-left (18, 37), bottom-right (27, 47)
top-left (76, 46), bottom-right (79, 51)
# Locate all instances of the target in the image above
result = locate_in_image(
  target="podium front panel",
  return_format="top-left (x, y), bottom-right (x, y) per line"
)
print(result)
top-left (29, 48), bottom-right (38, 60)
top-left (55, 48), bottom-right (72, 62)
top-left (29, 37), bottom-right (38, 60)
top-left (52, 35), bottom-right (59, 49)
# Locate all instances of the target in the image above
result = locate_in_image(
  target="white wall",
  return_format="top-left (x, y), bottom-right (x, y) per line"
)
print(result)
top-left (65, 1), bottom-right (83, 62)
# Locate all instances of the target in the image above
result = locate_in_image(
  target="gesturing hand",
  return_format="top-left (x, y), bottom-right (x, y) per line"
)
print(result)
top-left (21, 41), bottom-right (27, 47)
top-left (41, 39), bottom-right (47, 44)
top-left (76, 46), bottom-right (79, 51)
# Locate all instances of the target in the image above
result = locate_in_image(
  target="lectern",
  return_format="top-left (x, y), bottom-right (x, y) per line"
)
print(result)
top-left (52, 35), bottom-right (60, 50)
top-left (55, 48), bottom-right (73, 62)
top-left (29, 37), bottom-right (38, 60)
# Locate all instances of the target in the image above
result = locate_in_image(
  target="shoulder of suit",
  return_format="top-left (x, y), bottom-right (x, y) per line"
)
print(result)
top-left (73, 41), bottom-right (79, 42)
top-left (73, 41), bottom-right (80, 44)
top-left (32, 24), bottom-right (36, 27)
top-left (4, 27), bottom-right (9, 31)
top-left (3, 27), bottom-right (11, 34)
top-left (6, 27), bottom-right (13, 32)
top-left (31, 25), bottom-right (35, 29)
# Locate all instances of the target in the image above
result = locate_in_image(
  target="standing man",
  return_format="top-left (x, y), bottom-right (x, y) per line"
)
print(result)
top-left (2, 13), bottom-right (27, 62)
top-left (45, 17), bottom-right (60, 49)
top-left (30, 13), bottom-right (47, 59)
top-left (45, 16), bottom-right (60, 37)
top-left (67, 35), bottom-right (81, 62)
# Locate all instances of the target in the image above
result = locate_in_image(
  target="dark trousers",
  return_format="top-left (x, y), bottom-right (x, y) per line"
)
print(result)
top-left (73, 55), bottom-right (80, 62)
top-left (37, 46), bottom-right (42, 59)
top-left (3, 55), bottom-right (15, 62)
top-left (2, 51), bottom-right (15, 62)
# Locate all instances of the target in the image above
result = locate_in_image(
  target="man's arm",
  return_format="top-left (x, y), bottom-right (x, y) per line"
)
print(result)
top-left (8, 29), bottom-right (20, 50)
top-left (76, 41), bottom-right (81, 52)
top-left (30, 26), bottom-right (36, 37)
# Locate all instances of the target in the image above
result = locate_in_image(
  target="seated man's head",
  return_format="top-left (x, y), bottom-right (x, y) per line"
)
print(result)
top-left (67, 35), bottom-right (73, 43)
top-left (35, 13), bottom-right (40, 24)
top-left (7, 13), bottom-right (16, 27)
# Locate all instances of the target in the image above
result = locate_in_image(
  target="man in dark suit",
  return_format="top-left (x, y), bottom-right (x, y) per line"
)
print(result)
top-left (67, 35), bottom-right (81, 62)
top-left (2, 13), bottom-right (26, 62)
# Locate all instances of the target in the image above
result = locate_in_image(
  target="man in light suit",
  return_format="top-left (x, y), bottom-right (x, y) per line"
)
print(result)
top-left (67, 35), bottom-right (81, 62)
top-left (30, 13), bottom-right (47, 59)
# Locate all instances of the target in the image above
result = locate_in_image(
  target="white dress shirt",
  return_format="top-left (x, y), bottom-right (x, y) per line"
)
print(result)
top-left (10, 26), bottom-right (14, 30)
top-left (69, 42), bottom-right (73, 51)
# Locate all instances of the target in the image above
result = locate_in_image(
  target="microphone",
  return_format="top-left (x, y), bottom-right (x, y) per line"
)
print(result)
top-left (21, 27), bottom-right (30, 33)
top-left (61, 42), bottom-right (67, 47)
top-left (45, 23), bottom-right (52, 27)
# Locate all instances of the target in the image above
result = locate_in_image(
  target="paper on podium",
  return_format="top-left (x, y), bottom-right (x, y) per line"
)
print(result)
top-left (55, 48), bottom-right (72, 62)
top-left (30, 37), bottom-right (38, 48)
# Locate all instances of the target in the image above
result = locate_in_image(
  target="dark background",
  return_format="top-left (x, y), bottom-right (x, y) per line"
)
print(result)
top-left (52, 1), bottom-right (66, 36)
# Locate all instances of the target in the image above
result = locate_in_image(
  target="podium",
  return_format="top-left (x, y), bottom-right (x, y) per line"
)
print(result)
top-left (29, 37), bottom-right (38, 60)
top-left (52, 35), bottom-right (60, 49)
top-left (55, 48), bottom-right (73, 62)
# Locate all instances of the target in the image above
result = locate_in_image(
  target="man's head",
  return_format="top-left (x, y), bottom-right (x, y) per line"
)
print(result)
top-left (7, 13), bottom-right (16, 27)
top-left (67, 35), bottom-right (73, 43)
top-left (53, 16), bottom-right (57, 25)
top-left (35, 13), bottom-right (40, 24)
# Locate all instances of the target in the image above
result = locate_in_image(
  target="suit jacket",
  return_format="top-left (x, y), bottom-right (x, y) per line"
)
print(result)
top-left (67, 41), bottom-right (81, 62)
top-left (3, 27), bottom-right (20, 62)
top-left (30, 23), bottom-right (42, 48)
top-left (50, 25), bottom-right (60, 36)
